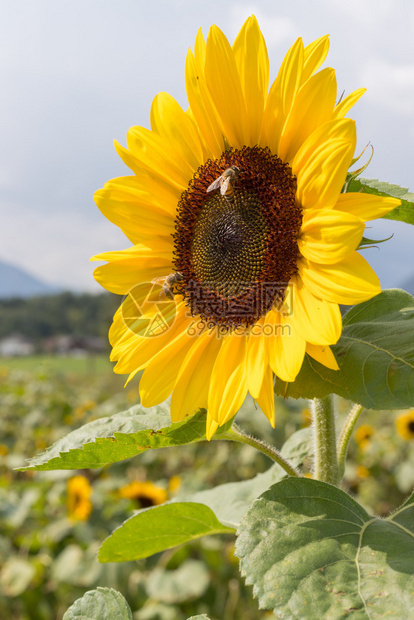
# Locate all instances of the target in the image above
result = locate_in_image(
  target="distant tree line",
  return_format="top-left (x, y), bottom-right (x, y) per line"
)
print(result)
top-left (0, 292), bottom-right (122, 342)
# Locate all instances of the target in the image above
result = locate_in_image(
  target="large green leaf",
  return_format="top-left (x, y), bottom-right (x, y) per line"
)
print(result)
top-left (98, 503), bottom-right (233, 563)
top-left (348, 177), bottom-right (414, 224)
top-left (19, 404), bottom-right (232, 471)
top-left (275, 289), bottom-right (414, 408)
top-left (62, 587), bottom-right (132, 620)
top-left (236, 478), bottom-right (414, 618)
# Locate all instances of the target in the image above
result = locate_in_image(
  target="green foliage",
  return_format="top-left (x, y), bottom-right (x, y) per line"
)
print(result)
top-left (1, 362), bottom-right (275, 619)
top-left (99, 503), bottom-right (234, 563)
top-left (275, 289), bottom-right (414, 408)
top-left (0, 291), bottom-right (120, 343)
top-left (62, 587), bottom-right (133, 620)
top-left (20, 405), bottom-right (233, 471)
top-left (98, 428), bottom-right (313, 563)
top-left (348, 177), bottom-right (414, 224)
top-left (236, 478), bottom-right (414, 618)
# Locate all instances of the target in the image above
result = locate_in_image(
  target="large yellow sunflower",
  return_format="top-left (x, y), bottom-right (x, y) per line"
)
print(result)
top-left (93, 16), bottom-right (400, 439)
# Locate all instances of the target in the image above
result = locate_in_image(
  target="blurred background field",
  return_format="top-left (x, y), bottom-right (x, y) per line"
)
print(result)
top-left (1, 322), bottom-right (414, 619)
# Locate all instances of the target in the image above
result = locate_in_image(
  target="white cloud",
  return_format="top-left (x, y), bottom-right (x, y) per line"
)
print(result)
top-left (360, 59), bottom-right (414, 116)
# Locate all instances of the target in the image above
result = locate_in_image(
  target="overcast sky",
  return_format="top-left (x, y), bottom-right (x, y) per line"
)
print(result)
top-left (1, 0), bottom-right (413, 293)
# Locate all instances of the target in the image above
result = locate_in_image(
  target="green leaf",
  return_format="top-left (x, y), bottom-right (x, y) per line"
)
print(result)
top-left (98, 429), bottom-right (310, 563)
top-left (62, 587), bottom-right (132, 620)
top-left (100, 428), bottom-right (312, 563)
top-left (236, 478), bottom-right (414, 618)
top-left (183, 429), bottom-right (311, 528)
top-left (348, 177), bottom-right (414, 225)
top-left (184, 464), bottom-right (285, 529)
top-left (275, 289), bottom-right (414, 409)
top-left (98, 503), bottom-right (233, 563)
top-left (19, 404), bottom-right (232, 471)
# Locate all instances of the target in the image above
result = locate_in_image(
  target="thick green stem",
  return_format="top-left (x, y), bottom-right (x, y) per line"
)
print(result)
top-left (311, 396), bottom-right (339, 485)
top-left (337, 403), bottom-right (364, 479)
top-left (215, 424), bottom-right (300, 477)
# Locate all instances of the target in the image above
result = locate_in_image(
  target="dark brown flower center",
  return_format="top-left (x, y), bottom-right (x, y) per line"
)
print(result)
top-left (173, 146), bottom-right (302, 328)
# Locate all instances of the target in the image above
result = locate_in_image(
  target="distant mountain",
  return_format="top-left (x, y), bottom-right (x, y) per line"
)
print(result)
top-left (0, 260), bottom-right (60, 298)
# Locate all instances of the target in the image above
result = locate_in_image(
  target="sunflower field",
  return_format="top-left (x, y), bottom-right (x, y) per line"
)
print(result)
top-left (1, 356), bottom-right (413, 619)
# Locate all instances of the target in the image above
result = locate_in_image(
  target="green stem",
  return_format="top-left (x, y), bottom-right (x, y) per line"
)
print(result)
top-left (336, 403), bottom-right (364, 479)
top-left (311, 396), bottom-right (339, 485)
top-left (215, 424), bottom-right (300, 477)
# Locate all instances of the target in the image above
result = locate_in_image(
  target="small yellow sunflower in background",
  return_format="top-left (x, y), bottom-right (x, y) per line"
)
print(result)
top-left (119, 480), bottom-right (168, 507)
top-left (67, 475), bottom-right (92, 521)
top-left (93, 16), bottom-right (400, 438)
top-left (355, 424), bottom-right (374, 450)
top-left (396, 411), bottom-right (414, 440)
top-left (356, 465), bottom-right (370, 479)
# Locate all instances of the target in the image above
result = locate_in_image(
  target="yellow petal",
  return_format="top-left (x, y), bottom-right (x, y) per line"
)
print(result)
top-left (246, 317), bottom-right (268, 399)
top-left (335, 192), bottom-right (401, 221)
top-left (299, 208), bottom-right (364, 264)
top-left (205, 410), bottom-right (219, 441)
top-left (126, 126), bottom-right (191, 189)
top-left (170, 328), bottom-right (222, 421)
top-left (306, 343), bottom-right (339, 370)
top-left (150, 92), bottom-right (204, 170)
top-left (332, 88), bottom-right (366, 120)
top-left (94, 185), bottom-right (175, 246)
top-left (261, 38), bottom-right (304, 154)
top-left (299, 252), bottom-right (381, 305)
top-left (139, 328), bottom-right (196, 407)
top-left (256, 366), bottom-right (275, 427)
top-left (278, 68), bottom-right (337, 163)
top-left (268, 311), bottom-right (306, 382)
top-left (208, 333), bottom-right (248, 424)
top-left (232, 15), bottom-right (269, 146)
top-left (185, 30), bottom-right (224, 159)
top-left (114, 140), bottom-right (185, 195)
top-left (303, 35), bottom-right (330, 82)
top-left (296, 136), bottom-right (356, 210)
top-left (292, 118), bottom-right (356, 177)
top-left (91, 239), bottom-right (172, 263)
top-left (289, 276), bottom-right (342, 345)
top-left (111, 304), bottom-right (192, 374)
top-left (93, 254), bottom-right (171, 295)
top-left (205, 25), bottom-right (248, 148)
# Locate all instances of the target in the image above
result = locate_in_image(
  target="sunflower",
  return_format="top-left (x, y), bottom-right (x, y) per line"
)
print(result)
top-left (93, 17), bottom-right (400, 439)
top-left (354, 424), bottom-right (374, 450)
top-left (396, 411), bottom-right (414, 440)
top-left (118, 480), bottom-right (168, 507)
top-left (67, 475), bottom-right (92, 521)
